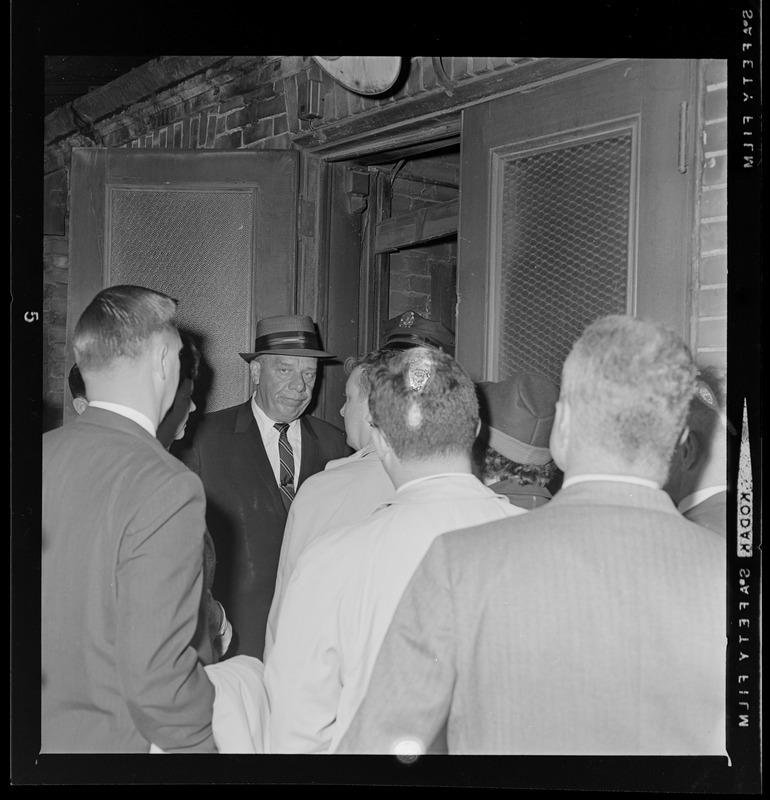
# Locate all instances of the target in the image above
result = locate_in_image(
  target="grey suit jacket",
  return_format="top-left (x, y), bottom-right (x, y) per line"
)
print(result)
top-left (178, 400), bottom-right (350, 660)
top-left (337, 480), bottom-right (726, 755)
top-left (684, 490), bottom-right (727, 537)
top-left (42, 407), bottom-right (216, 753)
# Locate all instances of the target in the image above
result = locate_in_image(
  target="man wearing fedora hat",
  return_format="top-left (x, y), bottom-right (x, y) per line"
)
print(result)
top-left (179, 315), bottom-right (350, 661)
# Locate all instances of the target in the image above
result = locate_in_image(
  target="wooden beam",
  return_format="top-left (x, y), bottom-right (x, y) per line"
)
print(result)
top-left (375, 198), bottom-right (458, 253)
top-left (294, 58), bottom-right (614, 156)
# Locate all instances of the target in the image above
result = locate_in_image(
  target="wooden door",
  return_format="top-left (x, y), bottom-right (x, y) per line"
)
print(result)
top-left (457, 59), bottom-right (697, 382)
top-left (66, 148), bottom-right (298, 423)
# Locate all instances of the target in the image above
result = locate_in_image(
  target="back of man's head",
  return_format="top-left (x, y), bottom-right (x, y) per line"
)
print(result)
top-left (559, 314), bottom-right (696, 483)
top-left (73, 284), bottom-right (178, 374)
top-left (368, 346), bottom-right (479, 461)
top-left (346, 349), bottom-right (399, 402)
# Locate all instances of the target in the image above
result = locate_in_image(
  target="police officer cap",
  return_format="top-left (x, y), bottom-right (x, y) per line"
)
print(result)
top-left (382, 310), bottom-right (455, 355)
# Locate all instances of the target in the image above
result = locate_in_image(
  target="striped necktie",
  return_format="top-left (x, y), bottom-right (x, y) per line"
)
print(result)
top-left (274, 422), bottom-right (295, 510)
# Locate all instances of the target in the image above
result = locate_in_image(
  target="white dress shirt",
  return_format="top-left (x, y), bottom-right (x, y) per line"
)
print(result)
top-left (561, 473), bottom-right (661, 491)
top-left (677, 485), bottom-right (727, 515)
top-left (251, 395), bottom-right (302, 484)
top-left (87, 401), bottom-right (156, 437)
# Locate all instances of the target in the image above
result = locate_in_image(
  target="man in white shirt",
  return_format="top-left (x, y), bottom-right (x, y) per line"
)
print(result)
top-left (265, 348), bottom-right (398, 659)
top-left (665, 366), bottom-right (730, 536)
top-left (337, 314), bottom-right (726, 757)
top-left (264, 346), bottom-right (526, 753)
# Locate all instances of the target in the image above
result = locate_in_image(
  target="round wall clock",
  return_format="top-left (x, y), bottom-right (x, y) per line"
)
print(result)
top-left (311, 56), bottom-right (402, 96)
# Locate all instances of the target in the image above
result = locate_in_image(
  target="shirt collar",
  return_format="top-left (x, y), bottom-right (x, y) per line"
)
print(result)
top-left (251, 394), bottom-right (300, 436)
top-left (677, 485), bottom-right (727, 515)
top-left (87, 401), bottom-right (156, 437)
top-left (396, 472), bottom-right (480, 493)
top-left (561, 473), bottom-right (661, 491)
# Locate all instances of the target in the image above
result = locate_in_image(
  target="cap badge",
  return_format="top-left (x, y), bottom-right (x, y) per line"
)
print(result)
top-left (695, 380), bottom-right (717, 409)
top-left (399, 311), bottom-right (415, 328)
top-left (405, 351), bottom-right (432, 393)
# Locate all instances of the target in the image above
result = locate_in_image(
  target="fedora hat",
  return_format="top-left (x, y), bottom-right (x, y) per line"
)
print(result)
top-left (239, 315), bottom-right (335, 361)
top-left (477, 371), bottom-right (560, 466)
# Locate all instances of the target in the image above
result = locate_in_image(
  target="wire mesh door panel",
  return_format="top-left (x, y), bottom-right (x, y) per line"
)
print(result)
top-left (493, 129), bottom-right (635, 385)
top-left (107, 187), bottom-right (254, 412)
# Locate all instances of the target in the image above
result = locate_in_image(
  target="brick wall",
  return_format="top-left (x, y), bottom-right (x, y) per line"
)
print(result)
top-left (43, 56), bottom-right (517, 426)
top-left (388, 152), bottom-right (460, 321)
top-left (42, 56), bottom-right (724, 427)
top-left (694, 59), bottom-right (728, 370)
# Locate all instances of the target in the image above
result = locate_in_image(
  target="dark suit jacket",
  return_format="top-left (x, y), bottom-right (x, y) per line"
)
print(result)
top-left (684, 490), bottom-right (726, 537)
top-left (42, 407), bottom-right (216, 753)
top-left (338, 481), bottom-right (726, 755)
top-left (178, 400), bottom-right (350, 660)
top-left (488, 478), bottom-right (552, 510)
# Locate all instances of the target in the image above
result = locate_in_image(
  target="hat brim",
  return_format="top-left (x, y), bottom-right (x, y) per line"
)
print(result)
top-left (484, 423), bottom-right (553, 466)
top-left (239, 348), bottom-right (335, 361)
top-left (385, 336), bottom-right (453, 352)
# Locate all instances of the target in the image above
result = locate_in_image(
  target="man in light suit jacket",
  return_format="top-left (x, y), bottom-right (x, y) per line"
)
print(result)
top-left (265, 347), bottom-right (397, 660)
top-left (42, 285), bottom-right (217, 753)
top-left (665, 365), bottom-right (730, 537)
top-left (178, 315), bottom-right (350, 661)
top-left (337, 314), bottom-right (726, 757)
top-left (265, 347), bottom-right (526, 753)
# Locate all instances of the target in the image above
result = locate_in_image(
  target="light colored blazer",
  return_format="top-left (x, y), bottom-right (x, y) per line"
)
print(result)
top-left (42, 407), bottom-right (216, 753)
top-left (337, 480), bottom-right (727, 756)
top-left (265, 473), bottom-right (526, 753)
top-left (265, 442), bottom-right (395, 659)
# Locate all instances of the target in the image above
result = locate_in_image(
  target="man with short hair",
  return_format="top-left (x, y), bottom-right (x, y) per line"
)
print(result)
top-left (178, 315), bottom-right (350, 661)
top-left (264, 347), bottom-right (526, 753)
top-left (665, 365), bottom-right (730, 536)
top-left (42, 285), bottom-right (217, 753)
top-left (264, 348), bottom-right (397, 660)
top-left (337, 315), bottom-right (726, 756)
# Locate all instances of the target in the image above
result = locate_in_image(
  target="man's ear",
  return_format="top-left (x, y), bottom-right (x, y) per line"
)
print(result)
top-left (158, 342), bottom-right (169, 380)
top-left (549, 399), bottom-right (569, 470)
top-left (148, 334), bottom-right (169, 380)
top-left (72, 397), bottom-right (88, 415)
top-left (370, 425), bottom-right (391, 461)
top-left (679, 429), bottom-right (699, 470)
top-left (249, 359), bottom-right (261, 385)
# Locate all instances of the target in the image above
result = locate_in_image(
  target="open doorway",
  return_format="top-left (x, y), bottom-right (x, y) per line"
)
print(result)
top-left (317, 138), bottom-right (461, 422)
top-left (366, 144), bottom-right (460, 340)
